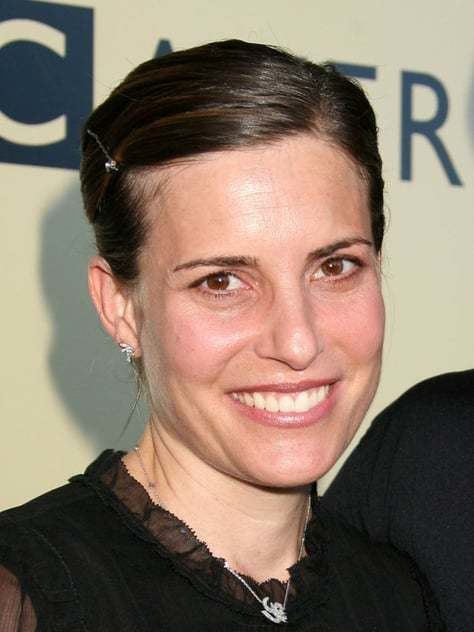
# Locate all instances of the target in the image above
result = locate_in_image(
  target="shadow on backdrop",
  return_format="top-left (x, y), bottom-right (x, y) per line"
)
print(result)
top-left (40, 181), bottom-right (148, 451)
top-left (469, 61), bottom-right (474, 151)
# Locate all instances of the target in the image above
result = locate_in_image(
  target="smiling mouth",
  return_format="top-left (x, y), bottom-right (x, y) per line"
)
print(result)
top-left (230, 385), bottom-right (330, 414)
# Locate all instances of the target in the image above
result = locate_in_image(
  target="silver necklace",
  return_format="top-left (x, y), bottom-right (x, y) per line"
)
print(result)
top-left (133, 445), bottom-right (311, 625)
top-left (223, 497), bottom-right (311, 624)
top-left (133, 445), bottom-right (159, 502)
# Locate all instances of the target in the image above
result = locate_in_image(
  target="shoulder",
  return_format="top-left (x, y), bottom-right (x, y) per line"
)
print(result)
top-left (0, 479), bottom-right (101, 586)
top-left (0, 482), bottom-right (96, 630)
top-left (0, 472), bottom-right (106, 548)
top-left (0, 453), bottom-right (130, 629)
top-left (323, 369), bottom-right (474, 544)
top-left (370, 369), bottom-right (474, 470)
top-left (0, 480), bottom-right (93, 526)
top-left (329, 369), bottom-right (474, 478)
top-left (0, 450), bottom-right (124, 533)
top-left (0, 479), bottom-right (94, 538)
top-left (357, 369), bottom-right (474, 449)
top-left (397, 369), bottom-right (474, 403)
top-left (379, 369), bottom-right (474, 430)
top-left (323, 370), bottom-right (474, 582)
top-left (0, 451), bottom-right (125, 573)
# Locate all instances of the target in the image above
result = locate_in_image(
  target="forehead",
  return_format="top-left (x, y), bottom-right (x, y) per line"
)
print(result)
top-left (142, 135), bottom-right (371, 265)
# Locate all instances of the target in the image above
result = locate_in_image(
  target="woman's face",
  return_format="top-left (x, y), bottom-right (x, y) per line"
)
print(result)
top-left (134, 134), bottom-right (384, 487)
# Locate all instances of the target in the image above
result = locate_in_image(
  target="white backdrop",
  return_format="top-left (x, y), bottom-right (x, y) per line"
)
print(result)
top-left (1, 0), bottom-right (473, 509)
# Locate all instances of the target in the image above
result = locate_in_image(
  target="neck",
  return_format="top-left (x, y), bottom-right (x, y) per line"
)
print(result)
top-left (124, 421), bottom-right (312, 583)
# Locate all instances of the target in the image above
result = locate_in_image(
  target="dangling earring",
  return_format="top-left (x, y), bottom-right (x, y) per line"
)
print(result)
top-left (119, 342), bottom-right (134, 363)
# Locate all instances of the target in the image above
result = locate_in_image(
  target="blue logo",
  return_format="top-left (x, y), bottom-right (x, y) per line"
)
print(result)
top-left (0, 0), bottom-right (93, 170)
top-left (0, 6), bottom-right (468, 186)
top-left (335, 62), bottom-right (463, 186)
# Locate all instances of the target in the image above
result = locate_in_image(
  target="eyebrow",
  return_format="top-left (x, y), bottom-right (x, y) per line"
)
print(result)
top-left (172, 238), bottom-right (373, 273)
top-left (305, 238), bottom-right (373, 263)
top-left (173, 255), bottom-right (258, 272)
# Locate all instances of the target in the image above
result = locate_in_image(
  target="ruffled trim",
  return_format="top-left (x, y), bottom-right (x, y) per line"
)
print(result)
top-left (72, 450), bottom-right (330, 621)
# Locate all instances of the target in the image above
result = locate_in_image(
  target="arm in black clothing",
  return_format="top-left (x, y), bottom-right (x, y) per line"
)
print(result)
top-left (322, 370), bottom-right (474, 632)
top-left (0, 566), bottom-right (36, 632)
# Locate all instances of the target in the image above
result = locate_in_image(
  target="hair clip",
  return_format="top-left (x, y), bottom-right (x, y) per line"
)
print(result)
top-left (105, 159), bottom-right (119, 173)
top-left (86, 129), bottom-right (120, 173)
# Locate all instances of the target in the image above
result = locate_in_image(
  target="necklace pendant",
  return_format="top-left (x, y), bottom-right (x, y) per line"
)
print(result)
top-left (261, 597), bottom-right (287, 624)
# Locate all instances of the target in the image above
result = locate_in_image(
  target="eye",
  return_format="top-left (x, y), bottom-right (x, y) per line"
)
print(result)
top-left (196, 272), bottom-right (245, 293)
top-left (313, 257), bottom-right (359, 279)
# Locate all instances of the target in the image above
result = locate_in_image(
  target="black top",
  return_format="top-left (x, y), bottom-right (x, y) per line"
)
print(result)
top-left (322, 369), bottom-right (474, 632)
top-left (0, 450), bottom-right (443, 631)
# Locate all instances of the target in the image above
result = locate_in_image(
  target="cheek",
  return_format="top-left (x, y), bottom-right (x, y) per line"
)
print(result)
top-left (320, 284), bottom-right (385, 361)
top-left (351, 292), bottom-right (384, 361)
top-left (150, 301), bottom-right (252, 386)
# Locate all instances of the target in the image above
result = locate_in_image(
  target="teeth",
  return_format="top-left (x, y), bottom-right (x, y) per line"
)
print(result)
top-left (294, 390), bottom-right (308, 412)
top-left (279, 395), bottom-right (295, 413)
top-left (266, 395), bottom-right (279, 412)
top-left (232, 385), bottom-right (329, 414)
top-left (243, 393), bottom-right (254, 407)
top-left (316, 387), bottom-right (327, 404)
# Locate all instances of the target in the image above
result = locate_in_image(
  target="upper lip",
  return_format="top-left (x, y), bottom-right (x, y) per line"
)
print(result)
top-left (229, 379), bottom-right (336, 394)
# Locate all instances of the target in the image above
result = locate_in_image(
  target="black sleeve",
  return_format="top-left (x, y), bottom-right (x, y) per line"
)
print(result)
top-left (0, 565), bottom-right (37, 632)
top-left (321, 370), bottom-right (474, 632)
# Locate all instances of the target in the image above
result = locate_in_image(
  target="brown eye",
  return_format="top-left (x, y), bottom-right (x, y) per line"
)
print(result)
top-left (314, 258), bottom-right (358, 279)
top-left (200, 273), bottom-right (244, 292)
top-left (321, 259), bottom-right (344, 276)
top-left (205, 273), bottom-right (231, 291)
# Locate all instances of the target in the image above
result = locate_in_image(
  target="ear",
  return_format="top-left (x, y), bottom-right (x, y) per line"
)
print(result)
top-left (88, 256), bottom-right (141, 357)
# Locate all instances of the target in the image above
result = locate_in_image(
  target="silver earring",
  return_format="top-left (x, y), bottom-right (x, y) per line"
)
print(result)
top-left (119, 342), bottom-right (134, 363)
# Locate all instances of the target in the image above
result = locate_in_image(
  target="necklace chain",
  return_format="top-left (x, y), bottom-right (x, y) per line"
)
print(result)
top-left (133, 444), bottom-right (311, 625)
top-left (133, 445), bottom-right (158, 500)
top-left (224, 497), bottom-right (311, 624)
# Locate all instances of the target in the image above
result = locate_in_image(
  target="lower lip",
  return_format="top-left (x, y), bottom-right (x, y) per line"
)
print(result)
top-left (228, 384), bottom-right (337, 429)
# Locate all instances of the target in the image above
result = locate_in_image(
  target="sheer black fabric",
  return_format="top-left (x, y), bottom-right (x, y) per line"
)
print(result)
top-left (323, 370), bottom-right (474, 632)
top-left (0, 567), bottom-right (36, 632)
top-left (0, 450), bottom-right (444, 631)
top-left (101, 456), bottom-right (331, 610)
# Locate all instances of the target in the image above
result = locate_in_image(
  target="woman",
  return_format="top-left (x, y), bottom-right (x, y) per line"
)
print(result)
top-left (0, 40), bottom-right (443, 630)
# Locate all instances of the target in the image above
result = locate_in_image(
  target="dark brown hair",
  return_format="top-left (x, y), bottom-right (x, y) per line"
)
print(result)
top-left (81, 39), bottom-right (384, 283)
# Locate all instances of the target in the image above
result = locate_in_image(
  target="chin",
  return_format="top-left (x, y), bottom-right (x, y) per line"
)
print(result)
top-left (245, 448), bottom-right (341, 490)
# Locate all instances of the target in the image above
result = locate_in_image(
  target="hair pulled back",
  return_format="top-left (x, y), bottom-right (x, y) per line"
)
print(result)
top-left (81, 39), bottom-right (384, 283)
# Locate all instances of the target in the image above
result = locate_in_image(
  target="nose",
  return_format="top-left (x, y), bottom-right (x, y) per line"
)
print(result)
top-left (254, 288), bottom-right (323, 370)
